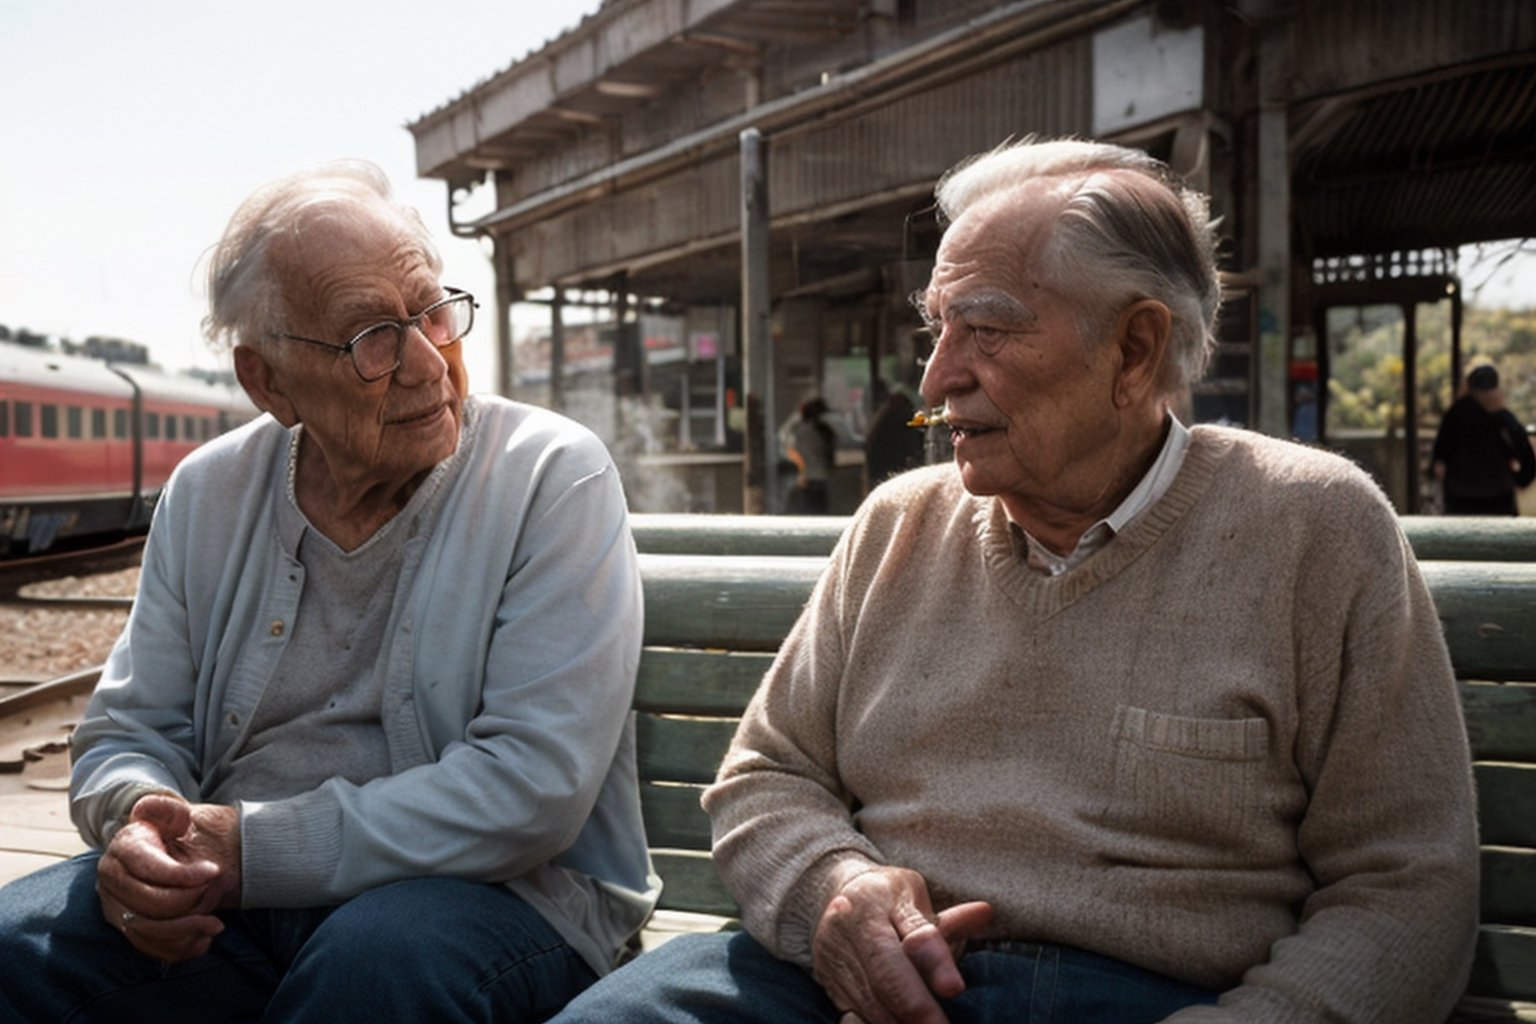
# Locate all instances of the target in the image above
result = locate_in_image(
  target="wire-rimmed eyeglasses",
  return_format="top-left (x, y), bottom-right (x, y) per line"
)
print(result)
top-left (274, 287), bottom-right (477, 382)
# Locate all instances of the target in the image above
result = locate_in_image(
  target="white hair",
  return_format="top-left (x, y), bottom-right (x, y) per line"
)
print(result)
top-left (936, 137), bottom-right (1223, 394)
top-left (201, 159), bottom-right (442, 355)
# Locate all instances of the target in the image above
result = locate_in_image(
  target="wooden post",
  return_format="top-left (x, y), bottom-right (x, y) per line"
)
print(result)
top-left (741, 128), bottom-right (777, 514)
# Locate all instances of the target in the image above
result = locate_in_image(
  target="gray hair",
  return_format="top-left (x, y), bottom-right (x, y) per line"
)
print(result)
top-left (201, 159), bottom-right (442, 354)
top-left (934, 137), bottom-right (1222, 394)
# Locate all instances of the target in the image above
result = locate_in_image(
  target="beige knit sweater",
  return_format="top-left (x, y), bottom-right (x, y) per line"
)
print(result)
top-left (705, 425), bottom-right (1479, 1022)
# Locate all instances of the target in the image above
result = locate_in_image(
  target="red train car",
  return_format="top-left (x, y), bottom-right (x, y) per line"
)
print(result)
top-left (0, 341), bottom-right (256, 556)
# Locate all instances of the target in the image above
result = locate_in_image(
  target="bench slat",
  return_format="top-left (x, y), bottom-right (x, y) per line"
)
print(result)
top-left (651, 849), bottom-right (739, 917)
top-left (633, 515), bottom-right (843, 557)
top-left (1404, 518), bottom-right (1536, 562)
top-left (1484, 848), bottom-right (1536, 929)
top-left (1477, 762), bottom-right (1536, 848)
top-left (1422, 564), bottom-right (1536, 682)
top-left (636, 649), bottom-right (772, 716)
top-left (1464, 683), bottom-right (1536, 761)
top-left (640, 782), bottom-right (710, 851)
top-left (630, 514), bottom-right (1536, 562)
top-left (638, 555), bottom-right (824, 652)
top-left (637, 555), bottom-right (1536, 681)
top-left (635, 714), bottom-right (737, 786)
top-left (1470, 925), bottom-right (1536, 1003)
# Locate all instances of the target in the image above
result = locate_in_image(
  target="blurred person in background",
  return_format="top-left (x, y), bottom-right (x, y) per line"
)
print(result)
top-left (787, 395), bottom-right (838, 514)
top-left (1432, 362), bottom-right (1535, 515)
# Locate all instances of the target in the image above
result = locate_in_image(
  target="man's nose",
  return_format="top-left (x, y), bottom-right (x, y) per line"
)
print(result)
top-left (394, 324), bottom-right (448, 384)
top-left (919, 326), bottom-right (972, 406)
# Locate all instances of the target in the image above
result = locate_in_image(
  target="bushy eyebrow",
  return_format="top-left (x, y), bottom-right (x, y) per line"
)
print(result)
top-left (951, 291), bottom-right (1035, 325)
top-left (916, 287), bottom-right (1036, 327)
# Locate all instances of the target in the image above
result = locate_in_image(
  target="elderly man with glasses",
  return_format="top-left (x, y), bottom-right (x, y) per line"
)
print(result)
top-left (0, 161), bottom-right (656, 1022)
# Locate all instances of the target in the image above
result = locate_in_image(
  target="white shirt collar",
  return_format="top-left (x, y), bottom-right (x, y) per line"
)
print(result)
top-left (1021, 414), bottom-right (1190, 576)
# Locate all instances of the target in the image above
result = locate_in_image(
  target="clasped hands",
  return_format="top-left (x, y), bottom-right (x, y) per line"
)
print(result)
top-left (95, 793), bottom-right (242, 963)
top-left (810, 866), bottom-right (993, 1024)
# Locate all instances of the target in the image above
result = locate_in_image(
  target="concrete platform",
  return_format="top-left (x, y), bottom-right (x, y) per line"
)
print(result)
top-left (0, 691), bottom-right (90, 887)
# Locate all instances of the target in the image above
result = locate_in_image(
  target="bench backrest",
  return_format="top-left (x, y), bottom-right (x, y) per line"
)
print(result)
top-left (632, 551), bottom-right (1536, 1006)
top-left (631, 513), bottom-right (1536, 562)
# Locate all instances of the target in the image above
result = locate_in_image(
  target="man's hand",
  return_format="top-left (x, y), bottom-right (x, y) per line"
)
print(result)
top-left (810, 866), bottom-right (994, 1024)
top-left (96, 794), bottom-right (242, 962)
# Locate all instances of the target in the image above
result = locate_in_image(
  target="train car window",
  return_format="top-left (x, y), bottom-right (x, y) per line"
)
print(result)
top-left (201, 417), bottom-right (214, 440)
top-left (41, 404), bottom-right (59, 439)
top-left (15, 401), bottom-right (33, 437)
top-left (184, 415), bottom-right (197, 441)
top-left (0, 400), bottom-right (8, 437)
top-left (67, 406), bottom-right (84, 439)
top-left (92, 408), bottom-right (107, 438)
top-left (166, 415), bottom-right (178, 441)
top-left (113, 408), bottom-right (129, 439)
top-left (146, 412), bottom-right (160, 440)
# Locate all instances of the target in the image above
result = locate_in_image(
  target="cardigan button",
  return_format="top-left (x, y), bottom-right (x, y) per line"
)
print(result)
top-left (269, 620), bottom-right (285, 637)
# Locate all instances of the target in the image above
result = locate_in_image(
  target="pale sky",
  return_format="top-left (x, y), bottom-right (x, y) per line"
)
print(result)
top-left (0, 0), bottom-right (602, 391)
top-left (2, 1), bottom-right (1530, 397)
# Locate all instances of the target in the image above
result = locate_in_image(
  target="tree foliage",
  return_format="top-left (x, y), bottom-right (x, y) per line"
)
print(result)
top-left (1324, 302), bottom-right (1536, 433)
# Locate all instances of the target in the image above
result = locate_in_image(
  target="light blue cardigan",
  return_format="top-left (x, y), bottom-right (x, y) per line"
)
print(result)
top-left (70, 395), bottom-right (659, 973)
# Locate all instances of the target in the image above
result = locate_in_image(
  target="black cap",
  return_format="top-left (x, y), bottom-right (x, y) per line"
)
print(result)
top-left (1468, 365), bottom-right (1499, 391)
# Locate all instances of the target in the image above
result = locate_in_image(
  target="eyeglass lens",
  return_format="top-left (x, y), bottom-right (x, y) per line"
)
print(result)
top-left (352, 295), bottom-right (474, 378)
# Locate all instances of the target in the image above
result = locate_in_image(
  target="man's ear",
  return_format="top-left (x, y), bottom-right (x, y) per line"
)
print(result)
top-left (233, 344), bottom-right (299, 427)
top-left (1112, 299), bottom-right (1172, 408)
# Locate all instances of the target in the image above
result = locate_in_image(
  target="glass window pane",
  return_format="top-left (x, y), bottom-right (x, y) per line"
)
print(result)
top-left (16, 402), bottom-right (33, 437)
top-left (146, 412), bottom-right (160, 439)
top-left (67, 406), bottom-right (83, 439)
top-left (92, 408), bottom-right (107, 438)
top-left (41, 405), bottom-right (59, 438)
top-left (0, 400), bottom-right (8, 438)
top-left (166, 415), bottom-right (178, 441)
top-left (114, 408), bottom-right (128, 439)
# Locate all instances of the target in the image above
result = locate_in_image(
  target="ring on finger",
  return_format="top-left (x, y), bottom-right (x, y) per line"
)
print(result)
top-left (121, 910), bottom-right (137, 931)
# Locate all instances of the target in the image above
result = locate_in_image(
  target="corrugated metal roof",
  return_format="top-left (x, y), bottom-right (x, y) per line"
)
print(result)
top-left (1293, 60), bottom-right (1536, 257)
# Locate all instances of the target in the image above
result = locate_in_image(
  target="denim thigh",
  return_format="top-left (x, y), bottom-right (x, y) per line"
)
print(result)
top-left (0, 854), bottom-right (593, 1024)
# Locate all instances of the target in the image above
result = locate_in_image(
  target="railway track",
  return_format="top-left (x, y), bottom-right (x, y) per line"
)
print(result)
top-left (0, 538), bottom-right (143, 611)
top-left (0, 539), bottom-right (138, 714)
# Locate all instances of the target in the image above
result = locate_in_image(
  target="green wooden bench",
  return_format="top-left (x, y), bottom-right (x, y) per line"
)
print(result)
top-left (631, 513), bottom-right (1536, 562)
top-left (633, 551), bottom-right (1536, 1020)
top-left (20, 529), bottom-right (1536, 1017)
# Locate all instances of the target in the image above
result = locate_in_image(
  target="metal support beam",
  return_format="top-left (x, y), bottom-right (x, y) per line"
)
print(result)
top-left (1403, 300), bottom-right (1420, 513)
top-left (1255, 22), bottom-right (1292, 437)
top-left (549, 289), bottom-right (566, 412)
top-left (741, 128), bottom-right (777, 514)
top-left (493, 240), bottom-right (516, 399)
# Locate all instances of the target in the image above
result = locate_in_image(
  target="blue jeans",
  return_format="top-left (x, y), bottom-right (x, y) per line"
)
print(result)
top-left (0, 853), bottom-right (597, 1023)
top-left (551, 930), bottom-right (1220, 1023)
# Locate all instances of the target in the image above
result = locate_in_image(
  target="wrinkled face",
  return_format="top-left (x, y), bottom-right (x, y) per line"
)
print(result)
top-left (263, 200), bottom-right (468, 489)
top-left (918, 187), bottom-right (1130, 522)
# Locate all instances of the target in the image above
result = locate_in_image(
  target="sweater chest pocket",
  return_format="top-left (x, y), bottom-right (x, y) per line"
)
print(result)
top-left (1103, 704), bottom-right (1270, 843)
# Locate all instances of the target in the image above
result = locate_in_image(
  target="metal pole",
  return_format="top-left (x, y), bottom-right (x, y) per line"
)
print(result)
top-left (493, 240), bottom-right (516, 400)
top-left (741, 128), bottom-right (777, 513)
top-left (550, 289), bottom-right (566, 412)
top-left (1404, 301), bottom-right (1419, 513)
top-left (1255, 19), bottom-right (1292, 437)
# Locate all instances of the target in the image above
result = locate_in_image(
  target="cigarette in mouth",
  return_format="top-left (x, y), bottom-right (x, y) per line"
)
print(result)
top-left (906, 408), bottom-right (949, 429)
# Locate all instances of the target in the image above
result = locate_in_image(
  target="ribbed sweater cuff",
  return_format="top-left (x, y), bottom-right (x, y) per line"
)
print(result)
top-left (238, 793), bottom-right (342, 907)
top-left (777, 851), bottom-right (883, 966)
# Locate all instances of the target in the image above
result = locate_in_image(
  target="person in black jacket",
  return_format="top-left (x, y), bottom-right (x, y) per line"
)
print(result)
top-left (1432, 363), bottom-right (1536, 515)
